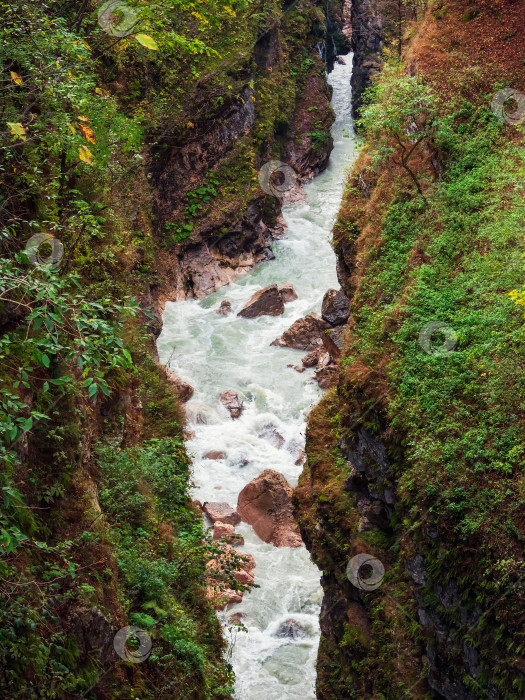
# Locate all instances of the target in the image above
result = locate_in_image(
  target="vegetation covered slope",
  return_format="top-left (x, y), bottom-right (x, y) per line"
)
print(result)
top-left (295, 0), bottom-right (525, 697)
top-left (0, 0), bottom-right (344, 697)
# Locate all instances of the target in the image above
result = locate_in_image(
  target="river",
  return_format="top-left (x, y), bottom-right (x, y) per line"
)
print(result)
top-left (157, 57), bottom-right (357, 699)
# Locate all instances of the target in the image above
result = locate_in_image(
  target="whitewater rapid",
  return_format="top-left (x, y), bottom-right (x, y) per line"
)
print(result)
top-left (157, 57), bottom-right (357, 699)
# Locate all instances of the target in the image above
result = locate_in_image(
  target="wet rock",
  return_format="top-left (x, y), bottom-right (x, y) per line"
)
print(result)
top-left (271, 313), bottom-right (330, 351)
top-left (278, 282), bottom-right (298, 303)
top-left (275, 618), bottom-right (308, 639)
top-left (216, 300), bottom-right (232, 315)
top-left (234, 568), bottom-right (254, 585)
top-left (237, 469), bottom-right (303, 547)
top-left (205, 450), bottom-right (225, 460)
top-left (213, 521), bottom-right (244, 545)
top-left (228, 612), bottom-right (244, 625)
top-left (314, 365), bottom-right (339, 390)
top-left (192, 499), bottom-right (203, 511)
top-left (259, 426), bottom-right (285, 449)
top-left (203, 502), bottom-right (241, 526)
top-left (287, 440), bottom-right (306, 465)
top-left (302, 349), bottom-right (320, 367)
top-left (321, 289), bottom-right (351, 326)
top-left (164, 368), bottom-right (194, 402)
top-left (237, 284), bottom-right (284, 318)
top-left (220, 390), bottom-right (243, 419)
top-left (336, 55), bottom-right (347, 65)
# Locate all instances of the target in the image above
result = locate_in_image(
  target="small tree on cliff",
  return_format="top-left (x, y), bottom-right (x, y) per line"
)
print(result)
top-left (359, 63), bottom-right (437, 202)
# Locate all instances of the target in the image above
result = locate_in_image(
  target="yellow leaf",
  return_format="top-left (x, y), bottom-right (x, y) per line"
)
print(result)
top-left (192, 11), bottom-right (209, 23)
top-left (83, 41), bottom-right (92, 51)
top-left (134, 34), bottom-right (159, 51)
top-left (10, 71), bottom-right (23, 86)
top-left (78, 145), bottom-right (92, 164)
top-left (187, 121), bottom-right (195, 128)
top-left (223, 5), bottom-right (236, 16)
top-left (7, 122), bottom-right (26, 140)
top-left (78, 115), bottom-right (90, 122)
top-left (78, 123), bottom-right (95, 144)
top-left (67, 123), bottom-right (76, 134)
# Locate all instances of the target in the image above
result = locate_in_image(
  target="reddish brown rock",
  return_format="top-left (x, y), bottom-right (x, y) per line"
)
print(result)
top-left (165, 368), bottom-right (194, 402)
top-left (203, 502), bottom-right (241, 526)
top-left (278, 282), bottom-right (298, 303)
top-left (206, 545), bottom-right (255, 610)
top-left (271, 313), bottom-right (330, 351)
top-left (205, 450), bottom-right (225, 460)
top-left (322, 326), bottom-right (345, 360)
top-left (237, 470), bottom-right (303, 547)
top-left (213, 521), bottom-right (245, 545)
top-left (314, 365), bottom-right (339, 390)
top-left (302, 349), bottom-right (320, 368)
top-left (287, 440), bottom-right (306, 466)
top-left (220, 390), bottom-right (243, 418)
top-left (237, 284), bottom-right (285, 318)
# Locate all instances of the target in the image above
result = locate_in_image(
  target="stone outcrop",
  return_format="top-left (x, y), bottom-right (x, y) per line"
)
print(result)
top-left (203, 502), bottom-right (241, 526)
top-left (164, 368), bottom-right (194, 402)
top-left (278, 282), bottom-right (298, 302)
top-left (213, 521), bottom-right (244, 545)
top-left (237, 284), bottom-right (285, 318)
top-left (237, 469), bottom-right (303, 547)
top-left (219, 390), bottom-right (243, 418)
top-left (271, 313), bottom-right (330, 351)
top-left (321, 288), bottom-right (350, 326)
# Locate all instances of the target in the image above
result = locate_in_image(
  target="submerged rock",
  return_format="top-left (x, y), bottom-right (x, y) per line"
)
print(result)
top-left (275, 618), bottom-right (308, 639)
top-left (321, 289), bottom-right (350, 326)
top-left (220, 390), bottom-right (243, 418)
top-left (216, 300), bottom-right (232, 315)
top-left (259, 425), bottom-right (285, 449)
top-left (205, 450), bottom-right (225, 460)
top-left (271, 313), bottom-right (330, 351)
top-left (237, 284), bottom-right (285, 318)
top-left (203, 502), bottom-right (241, 526)
top-left (237, 469), bottom-right (303, 547)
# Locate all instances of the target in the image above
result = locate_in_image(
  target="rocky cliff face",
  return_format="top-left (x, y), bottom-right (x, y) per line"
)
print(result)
top-left (349, 0), bottom-right (383, 117)
top-left (149, 7), bottom-right (348, 307)
top-left (295, 1), bottom-right (525, 698)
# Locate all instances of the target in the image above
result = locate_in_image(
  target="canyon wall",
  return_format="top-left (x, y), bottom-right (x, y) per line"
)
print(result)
top-left (296, 1), bottom-right (525, 698)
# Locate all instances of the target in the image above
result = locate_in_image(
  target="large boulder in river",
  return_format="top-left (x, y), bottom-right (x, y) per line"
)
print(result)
top-left (238, 284), bottom-right (285, 318)
top-left (271, 313), bottom-right (330, 351)
top-left (164, 368), bottom-right (194, 402)
top-left (220, 390), bottom-right (243, 418)
top-left (237, 470), bottom-right (303, 547)
top-left (203, 502), bottom-right (241, 526)
top-left (278, 282), bottom-right (298, 303)
top-left (321, 289), bottom-right (351, 326)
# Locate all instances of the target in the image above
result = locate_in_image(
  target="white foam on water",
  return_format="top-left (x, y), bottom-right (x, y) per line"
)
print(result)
top-left (157, 58), bottom-right (358, 700)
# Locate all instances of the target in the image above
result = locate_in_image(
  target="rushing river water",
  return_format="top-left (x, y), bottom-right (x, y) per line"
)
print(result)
top-left (157, 58), bottom-right (357, 699)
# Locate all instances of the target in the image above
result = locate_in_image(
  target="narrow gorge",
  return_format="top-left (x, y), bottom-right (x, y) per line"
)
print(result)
top-left (1, 1), bottom-right (525, 699)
